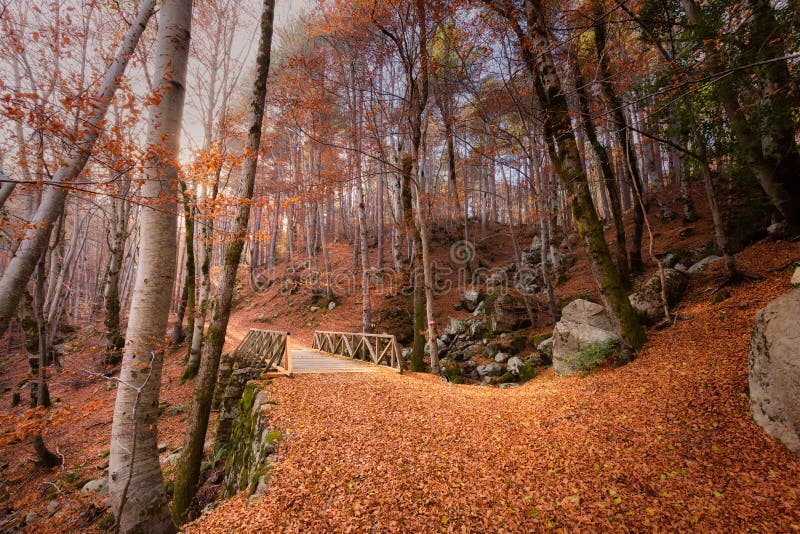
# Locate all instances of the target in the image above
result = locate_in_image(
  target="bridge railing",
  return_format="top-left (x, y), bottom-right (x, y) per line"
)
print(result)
top-left (312, 330), bottom-right (403, 372)
top-left (234, 328), bottom-right (292, 376)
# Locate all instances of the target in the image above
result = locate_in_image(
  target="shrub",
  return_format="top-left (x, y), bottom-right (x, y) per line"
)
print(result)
top-left (575, 339), bottom-right (617, 373)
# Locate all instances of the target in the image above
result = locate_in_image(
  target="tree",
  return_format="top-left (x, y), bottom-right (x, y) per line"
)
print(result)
top-left (172, 0), bottom-right (275, 522)
top-left (108, 0), bottom-right (193, 531)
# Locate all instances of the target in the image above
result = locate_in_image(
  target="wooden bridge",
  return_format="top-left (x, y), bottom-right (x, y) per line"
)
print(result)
top-left (231, 328), bottom-right (403, 377)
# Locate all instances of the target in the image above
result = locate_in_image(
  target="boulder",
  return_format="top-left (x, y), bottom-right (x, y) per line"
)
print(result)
top-left (537, 337), bottom-right (553, 362)
top-left (499, 383), bottom-right (520, 390)
top-left (749, 288), bottom-right (800, 454)
top-left (462, 360), bottom-right (478, 374)
top-left (628, 268), bottom-right (688, 325)
top-left (507, 356), bottom-right (524, 375)
top-left (494, 352), bottom-right (511, 363)
top-left (476, 362), bottom-right (504, 377)
top-left (444, 317), bottom-right (467, 337)
top-left (687, 255), bottom-right (722, 274)
top-left (491, 294), bottom-right (532, 333)
top-left (552, 299), bottom-right (619, 376)
top-left (662, 253), bottom-right (678, 268)
top-left (468, 321), bottom-right (486, 339)
top-left (81, 477), bottom-right (108, 496)
top-left (461, 288), bottom-right (483, 312)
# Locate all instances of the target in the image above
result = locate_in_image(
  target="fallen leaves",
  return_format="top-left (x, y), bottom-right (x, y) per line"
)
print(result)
top-left (188, 239), bottom-right (800, 533)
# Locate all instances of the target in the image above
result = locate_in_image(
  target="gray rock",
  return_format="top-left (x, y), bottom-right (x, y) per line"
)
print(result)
top-left (628, 268), bottom-right (688, 325)
top-left (749, 288), bottom-right (800, 454)
top-left (327, 301), bottom-right (337, 310)
top-left (46, 500), bottom-right (60, 515)
top-left (464, 344), bottom-right (487, 360)
top-left (162, 452), bottom-right (182, 466)
top-left (461, 288), bottom-right (483, 312)
top-left (467, 320), bottom-right (486, 339)
top-left (494, 352), bottom-right (511, 363)
top-left (401, 347), bottom-right (412, 361)
top-left (507, 356), bottom-right (524, 375)
top-left (310, 306), bottom-right (321, 312)
top-left (674, 263), bottom-right (687, 272)
top-left (444, 317), bottom-right (467, 337)
top-left (481, 375), bottom-right (499, 385)
top-left (767, 221), bottom-right (788, 238)
top-left (462, 359), bottom-right (478, 374)
top-left (662, 253), bottom-right (678, 268)
top-left (791, 266), bottom-right (800, 287)
top-left (477, 362), bottom-right (504, 377)
top-left (81, 477), bottom-right (108, 496)
top-left (491, 294), bottom-right (532, 333)
top-left (499, 382), bottom-right (520, 389)
top-left (552, 299), bottom-right (619, 376)
top-left (687, 255), bottom-right (722, 274)
top-left (537, 337), bottom-right (554, 361)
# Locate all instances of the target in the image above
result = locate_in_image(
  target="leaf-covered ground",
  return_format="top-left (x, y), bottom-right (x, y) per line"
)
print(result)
top-left (189, 239), bottom-right (800, 532)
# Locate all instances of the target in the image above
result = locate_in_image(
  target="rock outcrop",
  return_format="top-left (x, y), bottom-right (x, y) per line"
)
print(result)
top-left (749, 288), bottom-right (800, 454)
top-left (629, 268), bottom-right (687, 324)
top-left (552, 299), bottom-right (619, 375)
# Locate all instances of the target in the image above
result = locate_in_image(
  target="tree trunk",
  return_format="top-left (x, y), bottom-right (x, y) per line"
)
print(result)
top-left (0, 0), bottom-right (157, 340)
top-left (571, 55), bottom-right (631, 288)
top-left (104, 196), bottom-right (128, 364)
top-left (172, 1), bottom-right (274, 523)
top-left (519, 0), bottom-right (645, 350)
top-left (109, 1), bottom-right (192, 531)
top-left (593, 1), bottom-right (646, 274)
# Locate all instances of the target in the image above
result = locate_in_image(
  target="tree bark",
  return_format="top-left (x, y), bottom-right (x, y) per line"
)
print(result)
top-left (108, 1), bottom-right (192, 532)
top-left (171, 0), bottom-right (274, 523)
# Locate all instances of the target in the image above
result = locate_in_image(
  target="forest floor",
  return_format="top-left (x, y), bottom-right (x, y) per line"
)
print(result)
top-left (1, 195), bottom-right (799, 531)
top-left (190, 238), bottom-right (800, 532)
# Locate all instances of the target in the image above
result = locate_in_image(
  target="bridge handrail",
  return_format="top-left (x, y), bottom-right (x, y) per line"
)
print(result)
top-left (234, 328), bottom-right (292, 376)
top-left (312, 330), bottom-right (403, 372)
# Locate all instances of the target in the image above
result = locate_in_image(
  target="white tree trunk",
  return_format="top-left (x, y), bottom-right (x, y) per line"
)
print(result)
top-left (108, 1), bottom-right (192, 532)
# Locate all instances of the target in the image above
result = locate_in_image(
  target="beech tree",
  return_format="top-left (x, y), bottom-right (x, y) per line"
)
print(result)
top-left (108, 0), bottom-right (193, 531)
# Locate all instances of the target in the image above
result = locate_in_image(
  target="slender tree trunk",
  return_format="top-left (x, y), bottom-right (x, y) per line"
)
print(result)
top-left (517, 0), bottom-right (645, 350)
top-left (571, 56), bottom-right (631, 288)
top-left (172, 181), bottom-right (195, 346)
top-left (593, 1), bottom-right (646, 274)
top-left (0, 0), bottom-right (157, 340)
top-left (104, 197), bottom-right (128, 363)
top-left (109, 1), bottom-right (192, 531)
top-left (172, 1), bottom-right (274, 523)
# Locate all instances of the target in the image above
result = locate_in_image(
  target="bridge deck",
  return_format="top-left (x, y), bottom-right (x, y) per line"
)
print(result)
top-left (289, 348), bottom-right (381, 374)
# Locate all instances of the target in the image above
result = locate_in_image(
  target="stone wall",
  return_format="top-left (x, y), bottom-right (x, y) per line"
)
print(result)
top-left (223, 381), bottom-right (282, 498)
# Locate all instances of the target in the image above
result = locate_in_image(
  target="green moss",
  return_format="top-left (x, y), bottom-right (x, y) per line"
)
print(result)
top-left (529, 333), bottom-right (552, 347)
top-left (575, 339), bottom-right (618, 373)
top-left (441, 360), bottom-right (463, 384)
top-left (498, 372), bottom-right (516, 384)
top-left (518, 362), bottom-right (538, 383)
top-left (265, 430), bottom-right (282, 445)
top-left (710, 290), bottom-right (731, 304)
top-left (98, 512), bottom-right (115, 530)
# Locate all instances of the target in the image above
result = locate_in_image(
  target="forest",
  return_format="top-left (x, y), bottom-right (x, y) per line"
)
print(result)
top-left (0, 0), bottom-right (799, 531)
